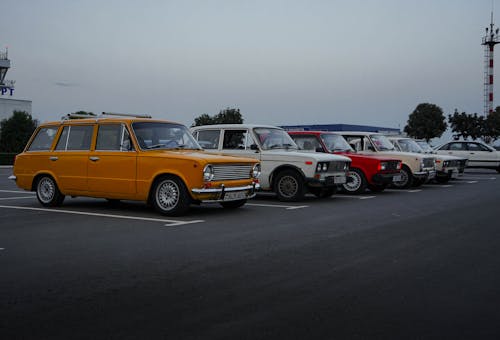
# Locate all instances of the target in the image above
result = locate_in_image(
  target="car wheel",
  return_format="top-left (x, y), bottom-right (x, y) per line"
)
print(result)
top-left (151, 176), bottom-right (190, 216)
top-left (368, 184), bottom-right (387, 192)
top-left (342, 168), bottom-right (367, 194)
top-left (220, 199), bottom-right (247, 209)
top-left (274, 169), bottom-right (305, 202)
top-left (391, 166), bottom-right (413, 189)
top-left (309, 187), bottom-right (336, 198)
top-left (36, 175), bottom-right (65, 207)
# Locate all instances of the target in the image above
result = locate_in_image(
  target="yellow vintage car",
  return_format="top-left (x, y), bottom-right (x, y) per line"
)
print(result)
top-left (10, 113), bottom-right (261, 216)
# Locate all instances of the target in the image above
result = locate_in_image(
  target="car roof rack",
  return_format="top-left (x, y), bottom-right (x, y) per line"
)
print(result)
top-left (101, 112), bottom-right (152, 119)
top-left (61, 112), bottom-right (152, 121)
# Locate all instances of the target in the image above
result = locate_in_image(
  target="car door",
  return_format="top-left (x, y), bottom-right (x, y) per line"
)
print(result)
top-left (466, 142), bottom-right (497, 167)
top-left (51, 124), bottom-right (94, 193)
top-left (440, 141), bottom-right (469, 160)
top-left (220, 129), bottom-right (261, 160)
top-left (87, 123), bottom-right (137, 196)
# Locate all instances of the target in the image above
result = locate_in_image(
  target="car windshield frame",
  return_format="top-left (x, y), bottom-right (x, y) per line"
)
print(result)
top-left (253, 127), bottom-right (298, 151)
top-left (369, 134), bottom-right (396, 151)
top-left (415, 140), bottom-right (434, 153)
top-left (132, 122), bottom-right (202, 151)
top-left (321, 133), bottom-right (354, 152)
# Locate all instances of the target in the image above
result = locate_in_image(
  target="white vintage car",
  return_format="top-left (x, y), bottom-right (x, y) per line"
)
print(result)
top-left (337, 132), bottom-right (436, 188)
top-left (434, 141), bottom-right (500, 173)
top-left (388, 137), bottom-right (465, 183)
top-left (191, 124), bottom-right (351, 201)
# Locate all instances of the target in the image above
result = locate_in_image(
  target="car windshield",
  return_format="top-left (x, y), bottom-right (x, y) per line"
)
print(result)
top-left (321, 134), bottom-right (354, 152)
top-left (132, 122), bottom-right (202, 150)
top-left (415, 140), bottom-right (434, 153)
top-left (370, 135), bottom-right (396, 151)
top-left (397, 139), bottom-right (423, 153)
top-left (254, 127), bottom-right (298, 150)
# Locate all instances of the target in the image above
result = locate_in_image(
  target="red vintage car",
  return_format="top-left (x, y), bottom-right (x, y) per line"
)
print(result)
top-left (288, 131), bottom-right (402, 193)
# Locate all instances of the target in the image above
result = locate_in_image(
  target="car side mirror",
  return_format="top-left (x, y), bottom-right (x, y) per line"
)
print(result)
top-left (250, 144), bottom-right (259, 151)
top-left (315, 147), bottom-right (325, 152)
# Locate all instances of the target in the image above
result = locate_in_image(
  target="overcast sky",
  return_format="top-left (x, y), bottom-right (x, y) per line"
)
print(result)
top-left (1, 0), bottom-right (495, 130)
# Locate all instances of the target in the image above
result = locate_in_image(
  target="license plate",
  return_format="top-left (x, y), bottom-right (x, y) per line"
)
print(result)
top-left (450, 170), bottom-right (459, 179)
top-left (428, 172), bottom-right (436, 179)
top-left (392, 175), bottom-right (402, 182)
top-left (334, 176), bottom-right (346, 184)
top-left (223, 191), bottom-right (247, 201)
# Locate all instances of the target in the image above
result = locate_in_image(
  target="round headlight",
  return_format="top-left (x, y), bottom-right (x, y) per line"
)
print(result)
top-left (252, 164), bottom-right (261, 178)
top-left (380, 162), bottom-right (387, 171)
top-left (203, 164), bottom-right (214, 181)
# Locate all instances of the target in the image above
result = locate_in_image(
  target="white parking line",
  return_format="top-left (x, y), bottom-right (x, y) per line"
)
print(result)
top-left (0, 248), bottom-right (4, 251)
top-left (0, 196), bottom-right (35, 200)
top-left (246, 203), bottom-right (309, 210)
top-left (0, 205), bottom-right (204, 227)
top-left (461, 176), bottom-right (496, 180)
top-left (0, 190), bottom-right (34, 194)
top-left (337, 195), bottom-right (376, 200)
top-left (466, 181), bottom-right (478, 184)
top-left (408, 189), bottom-right (422, 193)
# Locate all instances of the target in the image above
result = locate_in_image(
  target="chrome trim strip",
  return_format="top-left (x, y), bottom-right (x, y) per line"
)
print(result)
top-left (191, 183), bottom-right (260, 194)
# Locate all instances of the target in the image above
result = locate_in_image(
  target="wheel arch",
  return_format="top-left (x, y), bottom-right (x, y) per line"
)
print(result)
top-left (269, 164), bottom-right (306, 189)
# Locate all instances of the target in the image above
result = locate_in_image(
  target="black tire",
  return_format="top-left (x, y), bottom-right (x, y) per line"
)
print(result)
top-left (342, 168), bottom-right (367, 194)
top-left (435, 175), bottom-right (450, 184)
top-left (151, 176), bottom-right (190, 216)
top-left (497, 167), bottom-right (500, 174)
top-left (309, 187), bottom-right (336, 198)
top-left (36, 175), bottom-right (65, 207)
top-left (368, 184), bottom-right (387, 192)
top-left (392, 166), bottom-right (413, 189)
top-left (274, 169), bottom-right (306, 202)
top-left (220, 199), bottom-right (247, 209)
top-left (412, 178), bottom-right (426, 187)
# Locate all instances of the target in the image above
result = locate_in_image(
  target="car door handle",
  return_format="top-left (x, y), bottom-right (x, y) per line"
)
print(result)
top-left (49, 156), bottom-right (58, 161)
top-left (89, 156), bottom-right (100, 162)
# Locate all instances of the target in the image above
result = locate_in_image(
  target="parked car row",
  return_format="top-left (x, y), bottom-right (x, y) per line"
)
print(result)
top-left (9, 114), bottom-right (500, 216)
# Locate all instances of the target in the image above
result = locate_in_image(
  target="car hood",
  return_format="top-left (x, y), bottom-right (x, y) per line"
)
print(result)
top-left (261, 149), bottom-right (351, 163)
top-left (149, 149), bottom-right (258, 164)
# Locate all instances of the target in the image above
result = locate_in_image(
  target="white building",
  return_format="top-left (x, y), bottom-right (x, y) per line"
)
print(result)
top-left (0, 98), bottom-right (32, 121)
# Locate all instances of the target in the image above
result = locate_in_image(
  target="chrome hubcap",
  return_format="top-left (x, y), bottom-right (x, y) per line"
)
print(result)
top-left (278, 176), bottom-right (298, 198)
top-left (156, 180), bottom-right (179, 211)
top-left (394, 170), bottom-right (409, 187)
top-left (38, 178), bottom-right (55, 203)
top-left (344, 172), bottom-right (361, 191)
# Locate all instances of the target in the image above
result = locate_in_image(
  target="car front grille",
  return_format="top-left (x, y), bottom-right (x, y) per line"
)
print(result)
top-left (212, 164), bottom-right (252, 181)
top-left (385, 160), bottom-right (400, 171)
top-left (423, 157), bottom-right (435, 169)
top-left (329, 161), bottom-right (349, 172)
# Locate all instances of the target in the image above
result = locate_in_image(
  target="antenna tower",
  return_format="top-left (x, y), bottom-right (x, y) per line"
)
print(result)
top-left (482, 11), bottom-right (500, 116)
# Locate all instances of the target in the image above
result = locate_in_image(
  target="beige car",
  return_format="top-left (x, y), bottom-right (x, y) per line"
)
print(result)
top-left (338, 132), bottom-right (436, 188)
top-left (388, 137), bottom-right (464, 183)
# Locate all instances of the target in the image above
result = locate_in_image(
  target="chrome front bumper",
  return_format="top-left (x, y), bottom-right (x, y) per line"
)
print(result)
top-left (191, 183), bottom-right (260, 202)
top-left (8, 175), bottom-right (16, 180)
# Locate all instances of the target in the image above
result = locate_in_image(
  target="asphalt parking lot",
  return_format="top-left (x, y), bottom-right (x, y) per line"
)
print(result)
top-left (1, 167), bottom-right (499, 339)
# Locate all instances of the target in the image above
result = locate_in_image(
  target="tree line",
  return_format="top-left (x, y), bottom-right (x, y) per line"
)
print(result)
top-left (403, 103), bottom-right (500, 142)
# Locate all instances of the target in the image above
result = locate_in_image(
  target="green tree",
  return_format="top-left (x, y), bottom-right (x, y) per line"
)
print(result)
top-left (448, 110), bottom-right (484, 140)
top-left (404, 103), bottom-right (447, 142)
top-left (192, 108), bottom-right (244, 127)
top-left (483, 107), bottom-right (500, 141)
top-left (0, 111), bottom-right (38, 153)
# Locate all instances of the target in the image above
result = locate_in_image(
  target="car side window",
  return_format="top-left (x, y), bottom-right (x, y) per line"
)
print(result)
top-left (343, 136), bottom-right (362, 151)
top-left (222, 130), bottom-right (252, 150)
top-left (27, 126), bottom-right (59, 151)
top-left (55, 125), bottom-right (94, 151)
top-left (438, 143), bottom-right (450, 150)
top-left (363, 137), bottom-right (375, 151)
top-left (196, 130), bottom-right (220, 149)
top-left (291, 136), bottom-right (320, 151)
top-left (468, 143), bottom-right (489, 151)
top-left (449, 142), bottom-right (465, 151)
top-left (96, 124), bottom-right (134, 151)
